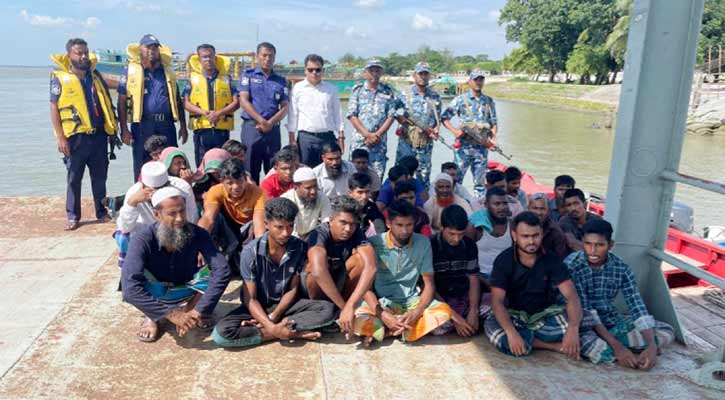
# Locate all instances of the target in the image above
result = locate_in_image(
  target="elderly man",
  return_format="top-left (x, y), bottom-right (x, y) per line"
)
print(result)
top-left (288, 54), bottom-right (345, 168)
top-left (118, 34), bottom-right (188, 179)
top-left (395, 62), bottom-right (441, 190)
top-left (441, 69), bottom-right (497, 197)
top-left (423, 173), bottom-right (472, 232)
top-left (183, 43), bottom-right (239, 166)
top-left (353, 200), bottom-right (453, 345)
top-left (302, 196), bottom-right (378, 337)
top-left (50, 38), bottom-right (119, 231)
top-left (347, 58), bottom-right (397, 178)
top-left (313, 141), bottom-right (355, 199)
top-left (114, 161), bottom-right (197, 268)
top-left (239, 42), bottom-right (288, 183)
top-left (281, 167), bottom-right (331, 240)
top-left (122, 187), bottom-right (231, 342)
top-left (198, 158), bottom-right (267, 272)
top-left (212, 197), bottom-right (336, 347)
top-left (260, 147), bottom-right (299, 199)
top-left (528, 192), bottom-right (569, 260)
top-left (484, 212), bottom-right (584, 359)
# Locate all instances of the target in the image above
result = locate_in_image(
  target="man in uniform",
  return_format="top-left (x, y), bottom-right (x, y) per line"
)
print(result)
top-left (346, 59), bottom-right (397, 179)
top-left (183, 44), bottom-right (239, 167)
top-left (395, 62), bottom-right (441, 191)
top-left (50, 38), bottom-right (118, 231)
top-left (441, 69), bottom-right (497, 197)
top-left (238, 42), bottom-right (289, 183)
top-left (118, 34), bottom-right (188, 180)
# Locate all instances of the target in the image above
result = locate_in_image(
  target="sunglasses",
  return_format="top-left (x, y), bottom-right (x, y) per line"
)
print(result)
top-left (306, 68), bottom-right (322, 73)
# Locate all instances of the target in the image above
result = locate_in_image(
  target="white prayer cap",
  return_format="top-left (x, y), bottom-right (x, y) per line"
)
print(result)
top-left (151, 186), bottom-right (183, 208)
top-left (141, 161), bottom-right (169, 188)
top-left (293, 167), bottom-right (317, 183)
top-left (434, 173), bottom-right (453, 184)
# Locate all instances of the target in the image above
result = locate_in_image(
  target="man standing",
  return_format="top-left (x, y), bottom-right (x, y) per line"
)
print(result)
top-left (313, 142), bottom-right (355, 199)
top-left (353, 200), bottom-right (453, 345)
top-left (184, 44), bottom-right (239, 167)
top-left (50, 38), bottom-right (118, 231)
top-left (527, 192), bottom-right (569, 260)
top-left (260, 147), bottom-right (299, 199)
top-left (118, 34), bottom-right (188, 180)
top-left (239, 42), bottom-right (289, 183)
top-left (441, 69), bottom-right (497, 197)
top-left (396, 62), bottom-right (441, 191)
top-left (424, 173), bottom-right (472, 232)
top-left (122, 187), bottom-right (231, 342)
top-left (212, 198), bottom-right (336, 347)
top-left (484, 212), bottom-right (584, 359)
top-left (281, 167), bottom-right (331, 240)
top-left (303, 196), bottom-right (378, 338)
top-left (287, 54), bottom-right (345, 168)
top-left (347, 58), bottom-right (397, 178)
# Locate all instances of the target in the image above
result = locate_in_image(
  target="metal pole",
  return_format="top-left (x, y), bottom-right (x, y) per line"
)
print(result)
top-left (604, 0), bottom-right (705, 343)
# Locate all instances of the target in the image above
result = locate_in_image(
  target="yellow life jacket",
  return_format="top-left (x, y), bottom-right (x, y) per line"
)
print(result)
top-left (124, 43), bottom-right (180, 123)
top-left (50, 53), bottom-right (118, 137)
top-left (186, 54), bottom-right (234, 131)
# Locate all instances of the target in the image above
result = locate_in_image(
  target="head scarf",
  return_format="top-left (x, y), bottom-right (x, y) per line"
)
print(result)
top-left (193, 148), bottom-right (232, 182)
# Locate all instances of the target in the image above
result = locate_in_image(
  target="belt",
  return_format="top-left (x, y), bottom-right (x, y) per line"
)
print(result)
top-left (142, 113), bottom-right (172, 122)
top-left (299, 130), bottom-right (333, 138)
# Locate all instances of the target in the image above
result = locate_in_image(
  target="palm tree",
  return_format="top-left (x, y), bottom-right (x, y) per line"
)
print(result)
top-left (605, 0), bottom-right (632, 67)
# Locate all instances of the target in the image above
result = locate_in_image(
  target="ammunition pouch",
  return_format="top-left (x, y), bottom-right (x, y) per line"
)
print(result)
top-left (402, 125), bottom-right (431, 149)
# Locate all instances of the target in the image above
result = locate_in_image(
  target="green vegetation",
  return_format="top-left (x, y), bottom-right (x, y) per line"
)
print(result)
top-left (337, 46), bottom-right (503, 76)
top-left (500, 0), bottom-right (725, 83)
top-left (485, 81), bottom-right (614, 112)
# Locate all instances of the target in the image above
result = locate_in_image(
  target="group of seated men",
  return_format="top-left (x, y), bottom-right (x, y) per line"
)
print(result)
top-left (117, 138), bottom-right (674, 370)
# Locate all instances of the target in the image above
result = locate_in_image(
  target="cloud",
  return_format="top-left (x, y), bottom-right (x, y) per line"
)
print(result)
top-left (82, 17), bottom-right (102, 29)
top-left (488, 9), bottom-right (501, 22)
top-left (411, 14), bottom-right (435, 31)
top-left (354, 0), bottom-right (384, 8)
top-left (345, 26), bottom-right (367, 39)
top-left (119, 1), bottom-right (191, 16)
top-left (19, 9), bottom-right (72, 26)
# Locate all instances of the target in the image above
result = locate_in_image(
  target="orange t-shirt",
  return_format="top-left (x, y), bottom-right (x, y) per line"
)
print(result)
top-left (205, 183), bottom-right (266, 225)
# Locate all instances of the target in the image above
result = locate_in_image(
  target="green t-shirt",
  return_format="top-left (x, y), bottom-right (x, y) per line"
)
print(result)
top-left (370, 231), bottom-right (433, 303)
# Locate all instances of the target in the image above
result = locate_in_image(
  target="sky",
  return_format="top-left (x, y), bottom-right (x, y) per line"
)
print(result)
top-left (1, 0), bottom-right (516, 66)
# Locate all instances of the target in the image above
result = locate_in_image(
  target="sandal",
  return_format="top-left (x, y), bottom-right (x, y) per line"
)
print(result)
top-left (197, 315), bottom-right (214, 332)
top-left (64, 220), bottom-right (80, 231)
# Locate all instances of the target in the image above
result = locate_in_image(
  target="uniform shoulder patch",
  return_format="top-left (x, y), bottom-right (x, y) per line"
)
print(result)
top-left (51, 82), bottom-right (61, 96)
top-left (241, 76), bottom-right (250, 85)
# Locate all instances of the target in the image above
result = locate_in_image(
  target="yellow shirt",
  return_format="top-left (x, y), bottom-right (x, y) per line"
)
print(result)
top-left (206, 183), bottom-right (266, 225)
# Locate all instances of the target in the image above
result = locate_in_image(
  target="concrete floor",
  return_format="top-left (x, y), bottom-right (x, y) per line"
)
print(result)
top-left (0, 197), bottom-right (723, 399)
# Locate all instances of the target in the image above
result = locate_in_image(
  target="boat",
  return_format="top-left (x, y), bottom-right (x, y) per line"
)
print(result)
top-left (487, 160), bottom-right (725, 288)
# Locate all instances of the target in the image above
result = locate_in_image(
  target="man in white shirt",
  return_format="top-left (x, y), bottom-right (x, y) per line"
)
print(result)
top-left (424, 173), bottom-right (472, 232)
top-left (312, 141), bottom-right (355, 199)
top-left (114, 161), bottom-right (197, 267)
top-left (281, 167), bottom-right (331, 240)
top-left (287, 54), bottom-right (345, 168)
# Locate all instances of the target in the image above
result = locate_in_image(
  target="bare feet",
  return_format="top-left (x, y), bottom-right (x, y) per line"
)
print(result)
top-left (361, 336), bottom-right (374, 347)
top-left (293, 331), bottom-right (322, 341)
top-left (64, 220), bottom-right (79, 231)
top-left (137, 317), bottom-right (160, 342)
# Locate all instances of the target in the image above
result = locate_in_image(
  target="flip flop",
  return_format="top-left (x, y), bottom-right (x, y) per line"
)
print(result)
top-left (137, 319), bottom-right (161, 343)
top-left (197, 315), bottom-right (214, 332)
top-left (64, 220), bottom-right (79, 231)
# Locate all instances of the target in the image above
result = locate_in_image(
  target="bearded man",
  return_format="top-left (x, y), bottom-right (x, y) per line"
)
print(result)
top-left (312, 141), bottom-right (355, 199)
top-left (423, 173), bottom-right (472, 232)
top-left (121, 187), bottom-right (231, 342)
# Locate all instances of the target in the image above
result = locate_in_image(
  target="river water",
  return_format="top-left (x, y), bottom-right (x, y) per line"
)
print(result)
top-left (1, 66), bottom-right (723, 233)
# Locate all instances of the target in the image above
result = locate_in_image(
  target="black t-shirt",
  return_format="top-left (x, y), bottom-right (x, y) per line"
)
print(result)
top-left (431, 234), bottom-right (479, 297)
top-left (559, 212), bottom-right (601, 240)
top-left (360, 200), bottom-right (386, 233)
top-left (307, 221), bottom-right (369, 272)
top-left (490, 247), bottom-right (570, 315)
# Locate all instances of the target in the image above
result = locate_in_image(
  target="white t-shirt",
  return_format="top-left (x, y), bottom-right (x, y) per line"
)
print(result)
top-left (477, 223), bottom-right (512, 276)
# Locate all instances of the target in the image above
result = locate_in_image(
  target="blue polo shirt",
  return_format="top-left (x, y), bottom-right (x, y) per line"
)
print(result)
top-left (118, 65), bottom-right (176, 117)
top-left (182, 70), bottom-right (239, 111)
top-left (377, 178), bottom-right (426, 207)
top-left (238, 66), bottom-right (288, 120)
top-left (50, 72), bottom-right (105, 130)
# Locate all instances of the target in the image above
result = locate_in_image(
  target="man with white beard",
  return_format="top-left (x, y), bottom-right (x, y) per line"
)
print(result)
top-left (122, 187), bottom-right (231, 342)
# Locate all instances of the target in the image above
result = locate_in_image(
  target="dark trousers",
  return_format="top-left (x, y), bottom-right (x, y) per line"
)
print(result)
top-left (131, 120), bottom-right (177, 180)
top-left (297, 130), bottom-right (335, 168)
top-left (241, 119), bottom-right (280, 184)
top-left (63, 132), bottom-right (109, 221)
top-left (193, 128), bottom-right (230, 168)
top-left (213, 299), bottom-right (336, 347)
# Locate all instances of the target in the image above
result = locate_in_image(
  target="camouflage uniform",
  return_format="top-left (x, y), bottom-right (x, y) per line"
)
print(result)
top-left (346, 81), bottom-right (397, 179)
top-left (396, 85), bottom-right (441, 190)
top-left (441, 90), bottom-right (497, 197)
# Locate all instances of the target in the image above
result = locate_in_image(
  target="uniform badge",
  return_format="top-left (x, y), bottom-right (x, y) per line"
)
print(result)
top-left (51, 83), bottom-right (61, 96)
top-left (251, 78), bottom-right (262, 84)
top-left (119, 75), bottom-right (127, 85)
top-left (222, 76), bottom-right (229, 84)
top-left (191, 75), bottom-right (200, 84)
top-left (241, 77), bottom-right (249, 85)
top-left (283, 87), bottom-right (289, 95)
top-left (128, 65), bottom-right (136, 74)
top-left (275, 92), bottom-right (280, 101)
